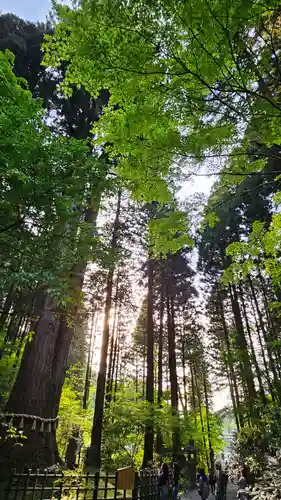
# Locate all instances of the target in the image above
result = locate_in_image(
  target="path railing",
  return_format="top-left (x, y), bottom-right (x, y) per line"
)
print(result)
top-left (5, 468), bottom-right (158, 500)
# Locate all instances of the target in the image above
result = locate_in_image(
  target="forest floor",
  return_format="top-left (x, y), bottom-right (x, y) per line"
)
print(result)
top-left (182, 482), bottom-right (238, 500)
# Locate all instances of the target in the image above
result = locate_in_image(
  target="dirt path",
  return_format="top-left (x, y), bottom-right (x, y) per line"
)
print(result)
top-left (181, 482), bottom-right (238, 500)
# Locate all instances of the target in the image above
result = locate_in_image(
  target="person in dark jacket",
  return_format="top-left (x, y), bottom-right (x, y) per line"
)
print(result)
top-left (209, 468), bottom-right (216, 495)
top-left (215, 462), bottom-right (226, 500)
top-left (172, 460), bottom-right (181, 500)
top-left (158, 463), bottom-right (170, 500)
top-left (197, 469), bottom-right (209, 499)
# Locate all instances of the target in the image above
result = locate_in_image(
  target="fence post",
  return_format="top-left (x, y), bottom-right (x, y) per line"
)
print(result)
top-left (113, 471), bottom-right (118, 500)
top-left (22, 469), bottom-right (31, 499)
top-left (139, 471), bottom-right (143, 500)
top-left (154, 472), bottom-right (157, 500)
top-left (4, 469), bottom-right (15, 500)
top-left (84, 471), bottom-right (90, 500)
top-left (146, 471), bottom-right (149, 499)
top-left (93, 471), bottom-right (100, 500)
top-left (57, 472), bottom-right (64, 500)
top-left (104, 471), bottom-right (109, 499)
top-left (132, 471), bottom-right (139, 500)
top-left (41, 470), bottom-right (47, 500)
top-left (31, 469), bottom-right (39, 498)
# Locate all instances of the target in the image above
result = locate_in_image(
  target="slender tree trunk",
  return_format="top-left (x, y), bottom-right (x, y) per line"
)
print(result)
top-left (249, 277), bottom-right (281, 401)
top-left (83, 310), bottom-right (96, 410)
top-left (5, 311), bottom-right (21, 344)
top-left (202, 367), bottom-right (213, 466)
top-left (113, 341), bottom-right (120, 401)
top-left (135, 350), bottom-right (139, 396)
top-left (110, 319), bottom-right (120, 399)
top-left (166, 292), bottom-right (180, 458)
top-left (249, 293), bottom-right (275, 400)
top-left (0, 285), bottom-right (16, 332)
top-left (156, 280), bottom-right (164, 454)
top-left (259, 272), bottom-right (281, 370)
top-left (190, 364), bottom-right (197, 412)
top-left (178, 388), bottom-right (185, 412)
top-left (229, 284), bottom-right (256, 412)
top-left (105, 275), bottom-right (120, 407)
top-left (142, 349), bottom-right (146, 398)
top-left (239, 285), bottom-right (266, 402)
top-left (194, 365), bottom-right (209, 468)
top-left (226, 365), bottom-right (240, 431)
top-left (190, 363), bottom-right (197, 427)
top-left (4, 287), bottom-right (34, 344)
top-left (181, 321), bottom-right (188, 411)
top-left (87, 190), bottom-right (121, 469)
top-left (142, 259), bottom-right (154, 468)
top-left (217, 290), bottom-right (244, 428)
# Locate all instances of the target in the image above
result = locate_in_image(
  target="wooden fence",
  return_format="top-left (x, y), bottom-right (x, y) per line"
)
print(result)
top-left (5, 469), bottom-right (158, 500)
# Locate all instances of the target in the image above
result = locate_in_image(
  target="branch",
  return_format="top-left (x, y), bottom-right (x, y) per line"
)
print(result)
top-left (184, 169), bottom-right (281, 177)
top-left (0, 217), bottom-right (25, 234)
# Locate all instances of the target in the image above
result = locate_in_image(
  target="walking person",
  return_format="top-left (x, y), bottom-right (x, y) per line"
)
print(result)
top-left (209, 468), bottom-right (216, 495)
top-left (222, 460), bottom-right (229, 499)
top-left (237, 468), bottom-right (249, 500)
top-left (215, 462), bottom-right (225, 500)
top-left (158, 463), bottom-right (170, 500)
top-left (172, 459), bottom-right (181, 500)
top-left (197, 468), bottom-right (210, 499)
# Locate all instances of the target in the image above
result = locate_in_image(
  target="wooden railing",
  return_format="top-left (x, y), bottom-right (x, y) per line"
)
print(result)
top-left (5, 468), bottom-right (159, 500)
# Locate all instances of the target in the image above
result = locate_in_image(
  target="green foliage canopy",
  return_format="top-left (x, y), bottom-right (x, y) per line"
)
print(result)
top-left (0, 49), bottom-right (107, 302)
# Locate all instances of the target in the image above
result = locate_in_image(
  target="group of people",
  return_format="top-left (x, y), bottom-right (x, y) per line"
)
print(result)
top-left (197, 458), bottom-right (250, 500)
top-left (197, 460), bottom-right (228, 500)
top-left (157, 454), bottom-right (249, 500)
top-left (158, 460), bottom-right (181, 500)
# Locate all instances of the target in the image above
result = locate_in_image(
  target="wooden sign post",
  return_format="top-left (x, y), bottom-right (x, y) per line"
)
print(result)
top-left (117, 467), bottom-right (135, 490)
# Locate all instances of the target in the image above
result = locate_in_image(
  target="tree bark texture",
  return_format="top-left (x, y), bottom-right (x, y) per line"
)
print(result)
top-left (3, 201), bottom-right (100, 469)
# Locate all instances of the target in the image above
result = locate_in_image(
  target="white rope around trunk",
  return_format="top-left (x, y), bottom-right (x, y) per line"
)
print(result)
top-left (0, 413), bottom-right (59, 432)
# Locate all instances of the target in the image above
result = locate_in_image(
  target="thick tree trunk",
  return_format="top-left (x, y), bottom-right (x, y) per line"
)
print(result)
top-left (87, 191), bottom-right (121, 469)
top-left (2, 295), bottom-right (61, 470)
top-left (142, 259), bottom-right (154, 468)
top-left (1, 197), bottom-right (100, 470)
